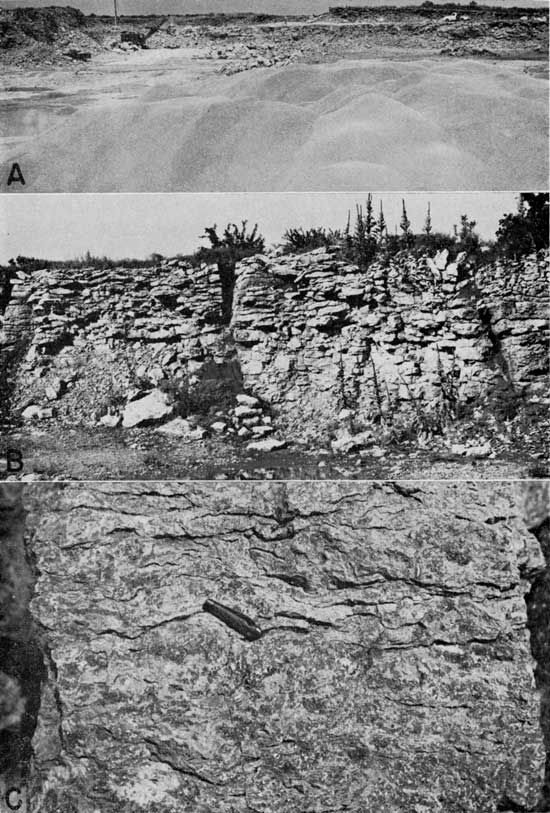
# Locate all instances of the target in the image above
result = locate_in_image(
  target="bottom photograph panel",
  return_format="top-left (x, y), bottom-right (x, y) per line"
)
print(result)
top-left (1, 481), bottom-right (549, 813)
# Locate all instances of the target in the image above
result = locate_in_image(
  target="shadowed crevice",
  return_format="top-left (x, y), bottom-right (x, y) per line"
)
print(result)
top-left (525, 518), bottom-right (550, 812)
top-left (0, 637), bottom-right (47, 780)
top-left (0, 486), bottom-right (48, 785)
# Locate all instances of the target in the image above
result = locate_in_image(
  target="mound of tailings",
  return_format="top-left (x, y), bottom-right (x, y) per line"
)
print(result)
top-left (15, 58), bottom-right (548, 191)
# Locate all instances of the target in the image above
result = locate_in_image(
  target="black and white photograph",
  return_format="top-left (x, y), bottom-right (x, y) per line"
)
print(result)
top-left (0, 0), bottom-right (548, 810)
top-left (1, 480), bottom-right (549, 812)
top-left (1, 191), bottom-right (548, 480)
top-left (0, 0), bottom-right (548, 191)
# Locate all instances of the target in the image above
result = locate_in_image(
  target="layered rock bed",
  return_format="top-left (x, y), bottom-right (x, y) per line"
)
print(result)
top-left (1, 249), bottom-right (548, 465)
top-left (0, 481), bottom-right (548, 811)
top-left (231, 248), bottom-right (549, 445)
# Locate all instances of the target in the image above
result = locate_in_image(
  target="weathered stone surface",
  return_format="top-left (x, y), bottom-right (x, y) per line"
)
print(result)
top-left (521, 481), bottom-right (550, 810)
top-left (122, 388), bottom-right (174, 428)
top-left (24, 482), bottom-right (546, 812)
top-left (1, 250), bottom-right (547, 441)
top-left (1, 260), bottom-right (227, 426)
top-left (246, 437), bottom-right (286, 452)
top-left (230, 249), bottom-right (549, 438)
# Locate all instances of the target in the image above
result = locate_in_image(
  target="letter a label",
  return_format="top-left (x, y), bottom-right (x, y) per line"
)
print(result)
top-left (7, 163), bottom-right (25, 186)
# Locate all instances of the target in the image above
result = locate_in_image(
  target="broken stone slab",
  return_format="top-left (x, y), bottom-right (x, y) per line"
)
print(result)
top-left (331, 428), bottom-right (374, 454)
top-left (45, 378), bottom-right (65, 401)
top-left (121, 389), bottom-right (173, 428)
top-left (235, 393), bottom-right (260, 408)
top-left (21, 405), bottom-right (43, 421)
top-left (233, 404), bottom-right (261, 418)
top-left (451, 441), bottom-right (492, 458)
top-left (241, 416), bottom-right (261, 428)
top-left (359, 444), bottom-right (386, 458)
top-left (98, 413), bottom-right (121, 428)
top-left (155, 418), bottom-right (206, 441)
top-left (246, 437), bottom-right (287, 452)
top-left (250, 425), bottom-right (273, 437)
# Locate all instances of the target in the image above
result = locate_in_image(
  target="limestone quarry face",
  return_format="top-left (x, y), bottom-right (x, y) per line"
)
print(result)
top-left (232, 248), bottom-right (549, 439)
top-left (1, 249), bottom-right (548, 443)
top-left (0, 482), bottom-right (538, 811)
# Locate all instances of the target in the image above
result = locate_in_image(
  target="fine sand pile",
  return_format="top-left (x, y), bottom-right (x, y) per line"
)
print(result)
top-left (12, 57), bottom-right (548, 191)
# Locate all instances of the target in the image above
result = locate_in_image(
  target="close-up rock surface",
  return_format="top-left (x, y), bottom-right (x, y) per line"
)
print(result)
top-left (0, 481), bottom-right (548, 812)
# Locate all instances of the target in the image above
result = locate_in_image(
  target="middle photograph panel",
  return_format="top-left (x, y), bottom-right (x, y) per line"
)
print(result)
top-left (1, 191), bottom-right (548, 481)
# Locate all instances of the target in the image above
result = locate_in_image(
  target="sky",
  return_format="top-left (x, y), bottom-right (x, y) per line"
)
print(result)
top-left (0, 0), bottom-right (546, 11)
top-left (0, 193), bottom-right (518, 263)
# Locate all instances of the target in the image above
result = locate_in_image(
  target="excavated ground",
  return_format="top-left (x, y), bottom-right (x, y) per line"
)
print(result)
top-left (1, 424), bottom-right (547, 482)
top-left (1, 8), bottom-right (547, 191)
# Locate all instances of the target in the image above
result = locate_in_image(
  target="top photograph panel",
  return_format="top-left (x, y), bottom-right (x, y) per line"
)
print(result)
top-left (0, 0), bottom-right (548, 192)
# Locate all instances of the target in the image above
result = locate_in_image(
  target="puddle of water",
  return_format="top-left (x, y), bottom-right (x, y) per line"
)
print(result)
top-left (0, 103), bottom-right (79, 139)
top-left (3, 86), bottom-right (53, 92)
top-left (176, 450), bottom-right (399, 480)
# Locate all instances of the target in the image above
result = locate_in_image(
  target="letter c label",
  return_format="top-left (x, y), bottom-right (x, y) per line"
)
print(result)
top-left (5, 787), bottom-right (22, 810)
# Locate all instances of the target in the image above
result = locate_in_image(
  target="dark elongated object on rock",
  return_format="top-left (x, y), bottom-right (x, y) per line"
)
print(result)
top-left (64, 50), bottom-right (91, 61)
top-left (203, 599), bottom-right (262, 641)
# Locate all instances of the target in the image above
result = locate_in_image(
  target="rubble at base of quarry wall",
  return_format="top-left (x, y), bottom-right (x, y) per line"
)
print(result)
top-left (0, 249), bottom-right (547, 439)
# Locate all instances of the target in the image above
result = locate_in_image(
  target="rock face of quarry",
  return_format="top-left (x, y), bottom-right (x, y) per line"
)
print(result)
top-left (1, 249), bottom-right (548, 441)
top-left (1, 482), bottom-right (542, 811)
top-left (232, 248), bottom-right (548, 438)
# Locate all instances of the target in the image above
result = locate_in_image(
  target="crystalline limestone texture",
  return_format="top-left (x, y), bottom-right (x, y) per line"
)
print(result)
top-left (22, 482), bottom-right (547, 812)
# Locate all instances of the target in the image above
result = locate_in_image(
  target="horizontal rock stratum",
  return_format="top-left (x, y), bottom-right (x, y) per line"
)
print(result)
top-left (1, 249), bottom-right (548, 440)
top-left (10, 482), bottom-right (546, 811)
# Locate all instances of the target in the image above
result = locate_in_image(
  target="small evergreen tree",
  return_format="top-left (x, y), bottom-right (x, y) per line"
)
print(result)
top-left (354, 203), bottom-right (366, 256)
top-left (377, 201), bottom-right (387, 244)
top-left (344, 209), bottom-right (353, 253)
top-left (364, 194), bottom-right (375, 239)
top-left (400, 199), bottom-right (413, 248)
top-left (353, 199), bottom-right (378, 269)
top-left (423, 202), bottom-right (432, 237)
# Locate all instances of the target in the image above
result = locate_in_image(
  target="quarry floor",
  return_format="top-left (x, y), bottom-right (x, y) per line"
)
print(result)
top-left (3, 425), bottom-right (546, 482)
top-left (1, 47), bottom-right (547, 191)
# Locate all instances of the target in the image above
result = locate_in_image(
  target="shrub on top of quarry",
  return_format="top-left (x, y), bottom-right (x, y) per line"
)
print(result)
top-left (282, 227), bottom-right (342, 254)
top-left (279, 193), bottom-right (549, 272)
top-left (192, 221), bottom-right (265, 323)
